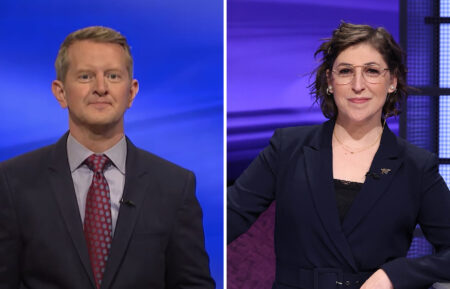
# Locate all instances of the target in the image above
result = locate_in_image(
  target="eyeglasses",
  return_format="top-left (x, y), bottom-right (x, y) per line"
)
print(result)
top-left (331, 64), bottom-right (390, 85)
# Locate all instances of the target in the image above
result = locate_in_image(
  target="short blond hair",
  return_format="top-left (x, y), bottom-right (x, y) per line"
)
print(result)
top-left (55, 26), bottom-right (133, 81)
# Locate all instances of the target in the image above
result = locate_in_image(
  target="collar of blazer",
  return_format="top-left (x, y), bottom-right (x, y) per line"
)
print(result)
top-left (47, 132), bottom-right (151, 289)
top-left (303, 119), bottom-right (404, 271)
top-left (306, 119), bottom-right (402, 158)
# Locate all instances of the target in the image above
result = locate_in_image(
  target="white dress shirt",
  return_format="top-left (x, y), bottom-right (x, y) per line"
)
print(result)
top-left (66, 134), bottom-right (126, 235)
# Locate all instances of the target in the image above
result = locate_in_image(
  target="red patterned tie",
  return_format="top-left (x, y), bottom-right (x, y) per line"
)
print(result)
top-left (83, 154), bottom-right (112, 289)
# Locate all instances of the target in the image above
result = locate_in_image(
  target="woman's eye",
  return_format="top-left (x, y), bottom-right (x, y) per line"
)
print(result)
top-left (366, 68), bottom-right (381, 76)
top-left (338, 68), bottom-right (353, 75)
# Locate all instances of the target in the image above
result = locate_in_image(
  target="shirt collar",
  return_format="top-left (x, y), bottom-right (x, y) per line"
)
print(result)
top-left (67, 133), bottom-right (127, 174)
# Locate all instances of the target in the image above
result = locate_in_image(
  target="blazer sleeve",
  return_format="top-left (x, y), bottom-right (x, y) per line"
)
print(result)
top-left (227, 129), bottom-right (281, 243)
top-left (381, 153), bottom-right (450, 288)
top-left (0, 163), bottom-right (21, 288)
top-left (165, 171), bottom-right (215, 289)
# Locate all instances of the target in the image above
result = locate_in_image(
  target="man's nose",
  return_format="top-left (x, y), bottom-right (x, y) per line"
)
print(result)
top-left (94, 74), bottom-right (108, 96)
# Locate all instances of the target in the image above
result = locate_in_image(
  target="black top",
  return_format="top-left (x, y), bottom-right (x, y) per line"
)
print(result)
top-left (334, 179), bottom-right (363, 222)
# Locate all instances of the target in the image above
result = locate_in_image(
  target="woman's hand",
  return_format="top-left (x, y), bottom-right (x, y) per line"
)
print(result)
top-left (360, 269), bottom-right (394, 289)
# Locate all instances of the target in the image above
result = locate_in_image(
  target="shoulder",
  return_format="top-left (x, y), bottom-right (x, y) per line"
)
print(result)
top-left (385, 133), bottom-right (439, 188)
top-left (128, 145), bottom-right (197, 205)
top-left (270, 121), bottom-right (329, 152)
top-left (275, 123), bottom-right (323, 142)
top-left (0, 144), bottom-right (59, 193)
top-left (136, 147), bottom-right (192, 174)
top-left (276, 123), bottom-right (322, 138)
top-left (395, 136), bottom-right (436, 167)
top-left (127, 142), bottom-right (195, 186)
top-left (254, 122), bottom-right (329, 173)
top-left (0, 132), bottom-right (68, 177)
top-left (0, 144), bottom-right (55, 175)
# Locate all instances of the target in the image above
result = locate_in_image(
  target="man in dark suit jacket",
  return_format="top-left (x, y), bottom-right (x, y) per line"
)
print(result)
top-left (0, 26), bottom-right (215, 289)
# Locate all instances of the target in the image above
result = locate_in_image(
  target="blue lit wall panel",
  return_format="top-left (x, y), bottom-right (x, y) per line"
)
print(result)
top-left (439, 96), bottom-right (450, 158)
top-left (439, 165), bottom-right (450, 190)
top-left (404, 0), bottom-right (436, 155)
top-left (440, 24), bottom-right (450, 88)
top-left (441, 0), bottom-right (450, 16)
top-left (406, 231), bottom-right (434, 258)
top-left (406, 96), bottom-right (436, 152)
top-left (406, 0), bottom-right (434, 87)
top-left (440, 0), bottom-right (450, 192)
top-left (0, 1), bottom-right (223, 287)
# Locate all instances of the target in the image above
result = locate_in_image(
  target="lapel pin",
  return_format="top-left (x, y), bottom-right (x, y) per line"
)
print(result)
top-left (380, 168), bottom-right (391, 175)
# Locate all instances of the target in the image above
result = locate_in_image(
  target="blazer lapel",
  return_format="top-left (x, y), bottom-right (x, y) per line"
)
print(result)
top-left (101, 138), bottom-right (150, 289)
top-left (48, 132), bottom-right (96, 288)
top-left (342, 126), bottom-right (403, 235)
top-left (304, 120), bottom-right (358, 271)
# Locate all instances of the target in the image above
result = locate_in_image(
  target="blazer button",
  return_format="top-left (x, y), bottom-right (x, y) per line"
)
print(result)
top-left (345, 280), bottom-right (351, 286)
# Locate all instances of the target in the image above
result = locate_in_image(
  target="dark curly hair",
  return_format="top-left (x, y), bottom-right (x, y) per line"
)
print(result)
top-left (310, 22), bottom-right (408, 119)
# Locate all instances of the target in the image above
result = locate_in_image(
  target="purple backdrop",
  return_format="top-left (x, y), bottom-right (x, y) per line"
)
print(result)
top-left (227, 0), bottom-right (400, 180)
top-left (227, 1), bottom-right (400, 288)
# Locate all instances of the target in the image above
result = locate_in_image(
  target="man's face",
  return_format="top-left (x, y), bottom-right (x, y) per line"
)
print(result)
top-left (52, 40), bottom-right (138, 134)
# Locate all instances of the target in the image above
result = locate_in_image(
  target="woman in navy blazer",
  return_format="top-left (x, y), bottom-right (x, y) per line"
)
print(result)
top-left (228, 22), bottom-right (450, 289)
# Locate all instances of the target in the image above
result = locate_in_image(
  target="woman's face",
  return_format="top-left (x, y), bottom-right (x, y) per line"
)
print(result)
top-left (328, 42), bottom-right (397, 125)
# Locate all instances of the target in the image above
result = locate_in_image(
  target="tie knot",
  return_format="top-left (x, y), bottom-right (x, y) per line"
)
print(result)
top-left (84, 154), bottom-right (111, 173)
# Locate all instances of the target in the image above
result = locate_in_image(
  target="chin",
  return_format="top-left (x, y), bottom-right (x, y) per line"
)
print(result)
top-left (342, 110), bottom-right (380, 123)
top-left (350, 116), bottom-right (381, 125)
top-left (86, 114), bottom-right (118, 123)
top-left (86, 116), bottom-right (121, 127)
top-left (87, 122), bottom-right (122, 134)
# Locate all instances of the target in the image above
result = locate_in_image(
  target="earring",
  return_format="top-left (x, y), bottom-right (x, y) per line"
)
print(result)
top-left (326, 86), bottom-right (333, 95)
top-left (390, 85), bottom-right (396, 92)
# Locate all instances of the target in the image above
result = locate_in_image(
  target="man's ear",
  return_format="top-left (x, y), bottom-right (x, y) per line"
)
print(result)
top-left (52, 80), bottom-right (68, 108)
top-left (127, 79), bottom-right (139, 108)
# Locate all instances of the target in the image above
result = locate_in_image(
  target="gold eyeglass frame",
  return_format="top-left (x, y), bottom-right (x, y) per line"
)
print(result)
top-left (331, 64), bottom-right (390, 85)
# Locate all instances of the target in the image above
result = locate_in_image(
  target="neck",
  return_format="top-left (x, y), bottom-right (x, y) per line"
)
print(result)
top-left (334, 116), bottom-right (383, 141)
top-left (333, 116), bottom-right (384, 154)
top-left (68, 122), bottom-right (124, 153)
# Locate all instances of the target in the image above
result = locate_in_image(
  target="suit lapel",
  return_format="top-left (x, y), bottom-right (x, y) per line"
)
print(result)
top-left (101, 139), bottom-right (150, 289)
top-left (304, 120), bottom-right (358, 271)
top-left (48, 132), bottom-right (96, 288)
top-left (342, 126), bottom-right (403, 235)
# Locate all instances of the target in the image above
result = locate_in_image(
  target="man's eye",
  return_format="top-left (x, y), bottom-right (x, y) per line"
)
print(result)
top-left (78, 74), bottom-right (92, 81)
top-left (107, 73), bottom-right (121, 81)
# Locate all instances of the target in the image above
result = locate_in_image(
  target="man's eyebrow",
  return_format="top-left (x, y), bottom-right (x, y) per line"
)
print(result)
top-left (73, 68), bottom-right (93, 73)
top-left (105, 68), bottom-right (125, 72)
